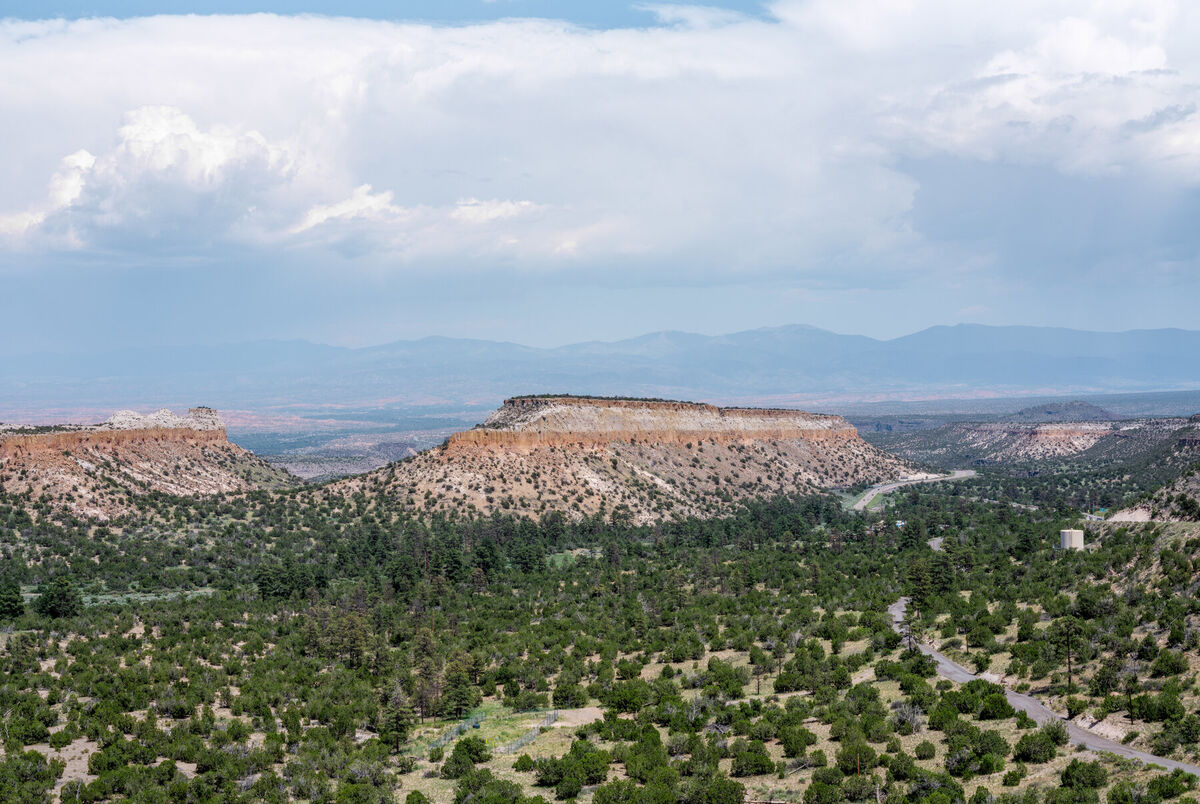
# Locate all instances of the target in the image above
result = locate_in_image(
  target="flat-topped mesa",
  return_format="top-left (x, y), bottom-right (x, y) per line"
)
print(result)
top-left (0, 406), bottom-right (294, 521)
top-left (447, 396), bottom-right (857, 450)
top-left (338, 394), bottom-right (916, 524)
top-left (0, 406), bottom-right (228, 457)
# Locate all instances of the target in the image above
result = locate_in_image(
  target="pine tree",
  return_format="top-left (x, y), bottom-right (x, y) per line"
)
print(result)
top-left (0, 581), bottom-right (23, 620)
top-left (33, 576), bottom-right (82, 619)
top-left (380, 683), bottom-right (415, 752)
top-left (907, 559), bottom-right (932, 614)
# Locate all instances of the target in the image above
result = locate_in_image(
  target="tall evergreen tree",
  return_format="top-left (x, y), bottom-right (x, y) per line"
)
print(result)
top-left (0, 580), bottom-right (23, 620)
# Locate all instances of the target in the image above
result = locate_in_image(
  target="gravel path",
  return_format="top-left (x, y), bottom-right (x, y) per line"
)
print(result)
top-left (887, 598), bottom-right (1200, 778)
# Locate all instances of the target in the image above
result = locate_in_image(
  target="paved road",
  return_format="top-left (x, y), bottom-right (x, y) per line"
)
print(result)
top-left (887, 598), bottom-right (1200, 777)
top-left (853, 470), bottom-right (977, 511)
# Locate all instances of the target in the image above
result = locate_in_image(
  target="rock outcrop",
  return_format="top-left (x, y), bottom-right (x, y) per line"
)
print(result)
top-left (0, 407), bottom-right (293, 520)
top-left (333, 396), bottom-right (915, 524)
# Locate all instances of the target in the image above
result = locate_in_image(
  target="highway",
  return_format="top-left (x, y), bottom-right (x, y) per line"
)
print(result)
top-left (888, 598), bottom-right (1200, 778)
top-left (852, 469), bottom-right (977, 511)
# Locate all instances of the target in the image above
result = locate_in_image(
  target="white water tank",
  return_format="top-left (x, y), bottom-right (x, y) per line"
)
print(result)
top-left (1059, 529), bottom-right (1085, 550)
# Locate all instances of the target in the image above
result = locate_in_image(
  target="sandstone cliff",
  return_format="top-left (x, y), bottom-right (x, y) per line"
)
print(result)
top-left (333, 396), bottom-right (916, 524)
top-left (0, 407), bottom-right (294, 520)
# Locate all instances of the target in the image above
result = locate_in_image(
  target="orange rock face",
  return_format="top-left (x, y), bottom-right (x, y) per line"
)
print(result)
top-left (0, 426), bottom-right (227, 458)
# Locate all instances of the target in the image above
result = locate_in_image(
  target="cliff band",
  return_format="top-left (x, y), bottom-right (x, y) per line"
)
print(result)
top-left (447, 397), bottom-right (858, 450)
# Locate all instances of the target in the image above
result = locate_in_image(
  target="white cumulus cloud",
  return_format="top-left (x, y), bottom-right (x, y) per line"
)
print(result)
top-left (0, 3), bottom-right (1198, 278)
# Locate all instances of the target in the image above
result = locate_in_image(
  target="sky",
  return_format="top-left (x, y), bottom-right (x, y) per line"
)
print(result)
top-left (2, 1), bottom-right (1199, 354)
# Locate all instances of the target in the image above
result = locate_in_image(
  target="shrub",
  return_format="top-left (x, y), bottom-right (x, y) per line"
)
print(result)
top-left (887, 752), bottom-right (917, 782)
top-left (1012, 732), bottom-right (1055, 764)
top-left (441, 736), bottom-right (492, 779)
top-left (1060, 759), bottom-right (1106, 789)
top-left (842, 774), bottom-right (876, 801)
top-left (979, 693), bottom-right (1015, 721)
top-left (1043, 720), bottom-right (1069, 746)
top-left (731, 741), bottom-right (774, 777)
top-left (812, 767), bottom-right (844, 786)
top-left (555, 773), bottom-right (582, 800)
top-left (803, 781), bottom-right (844, 804)
top-left (1147, 768), bottom-right (1198, 800)
top-left (1151, 650), bottom-right (1189, 678)
top-left (915, 741), bottom-right (936, 760)
top-left (779, 725), bottom-right (818, 758)
top-left (835, 741), bottom-right (877, 776)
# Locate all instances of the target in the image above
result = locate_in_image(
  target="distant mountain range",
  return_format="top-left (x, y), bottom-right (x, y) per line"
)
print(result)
top-left (3, 324), bottom-right (1199, 432)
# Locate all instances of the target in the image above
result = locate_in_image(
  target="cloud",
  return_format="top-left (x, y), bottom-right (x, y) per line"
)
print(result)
top-left (450, 198), bottom-right (540, 225)
top-left (0, 3), bottom-right (1199, 283)
top-left (291, 185), bottom-right (404, 234)
top-left (5, 106), bottom-right (297, 252)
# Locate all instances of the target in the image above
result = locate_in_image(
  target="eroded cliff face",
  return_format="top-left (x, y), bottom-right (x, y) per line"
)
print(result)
top-left (447, 397), bottom-right (857, 450)
top-left (335, 396), bottom-right (916, 524)
top-left (0, 408), bottom-right (292, 521)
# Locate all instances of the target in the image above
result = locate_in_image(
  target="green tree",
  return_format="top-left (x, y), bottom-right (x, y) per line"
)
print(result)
top-left (380, 683), bottom-right (415, 752)
top-left (32, 576), bottom-right (81, 619)
top-left (0, 581), bottom-right (23, 620)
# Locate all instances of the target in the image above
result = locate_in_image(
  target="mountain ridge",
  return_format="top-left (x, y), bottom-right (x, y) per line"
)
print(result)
top-left (4, 324), bottom-right (1200, 432)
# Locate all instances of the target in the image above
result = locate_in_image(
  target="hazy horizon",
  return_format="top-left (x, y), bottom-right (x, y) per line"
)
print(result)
top-left (6, 319), bottom-right (1200, 360)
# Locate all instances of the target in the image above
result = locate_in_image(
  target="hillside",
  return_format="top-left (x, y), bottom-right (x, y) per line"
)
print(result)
top-left (1111, 422), bottom-right (1200, 521)
top-left (1008, 400), bottom-right (1117, 422)
top-left (0, 407), bottom-right (295, 520)
top-left (865, 417), bottom-right (1187, 468)
top-left (332, 396), bottom-right (920, 523)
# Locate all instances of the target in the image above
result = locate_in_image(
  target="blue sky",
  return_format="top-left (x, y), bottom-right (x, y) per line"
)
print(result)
top-left (1, 1), bottom-right (1199, 354)
top-left (2, 1), bottom-right (768, 26)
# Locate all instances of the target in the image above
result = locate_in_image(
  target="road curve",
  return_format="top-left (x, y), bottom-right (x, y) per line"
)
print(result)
top-left (853, 469), bottom-right (977, 511)
top-left (888, 598), bottom-right (1200, 778)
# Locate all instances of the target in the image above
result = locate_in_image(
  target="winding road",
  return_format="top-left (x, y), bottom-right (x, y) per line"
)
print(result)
top-left (853, 469), bottom-right (977, 511)
top-left (887, 598), bottom-right (1200, 777)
